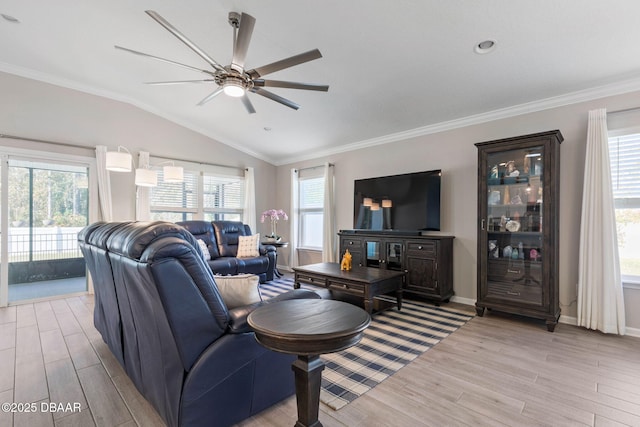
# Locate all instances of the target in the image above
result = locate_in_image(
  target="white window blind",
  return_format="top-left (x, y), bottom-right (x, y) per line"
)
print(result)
top-left (609, 133), bottom-right (640, 208)
top-left (148, 158), bottom-right (245, 222)
top-left (150, 169), bottom-right (199, 211)
top-left (299, 176), bottom-right (324, 248)
top-left (203, 174), bottom-right (244, 221)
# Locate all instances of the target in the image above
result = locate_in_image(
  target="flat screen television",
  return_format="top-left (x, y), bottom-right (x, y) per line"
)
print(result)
top-left (353, 169), bottom-right (441, 232)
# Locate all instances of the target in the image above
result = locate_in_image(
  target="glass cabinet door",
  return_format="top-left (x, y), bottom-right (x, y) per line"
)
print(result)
top-left (365, 240), bottom-right (381, 267)
top-left (485, 145), bottom-right (545, 306)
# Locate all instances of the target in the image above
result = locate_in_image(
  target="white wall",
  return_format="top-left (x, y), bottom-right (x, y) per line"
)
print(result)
top-left (0, 71), bottom-right (277, 237)
top-left (276, 90), bottom-right (640, 331)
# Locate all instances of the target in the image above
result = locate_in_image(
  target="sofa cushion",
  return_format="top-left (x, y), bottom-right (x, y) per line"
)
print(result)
top-left (176, 220), bottom-right (220, 258)
top-left (237, 234), bottom-right (260, 258)
top-left (214, 274), bottom-right (261, 309)
top-left (196, 239), bottom-right (211, 261)
top-left (213, 221), bottom-right (248, 257)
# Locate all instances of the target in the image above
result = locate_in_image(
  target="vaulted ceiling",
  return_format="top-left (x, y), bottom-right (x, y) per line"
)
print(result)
top-left (2, 1), bottom-right (640, 165)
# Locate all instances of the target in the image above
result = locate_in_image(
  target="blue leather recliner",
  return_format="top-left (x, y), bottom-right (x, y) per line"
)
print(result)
top-left (78, 221), bottom-right (319, 427)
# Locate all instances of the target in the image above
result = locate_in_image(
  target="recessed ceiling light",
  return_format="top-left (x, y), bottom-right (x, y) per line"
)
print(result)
top-left (1, 13), bottom-right (20, 23)
top-left (474, 39), bottom-right (497, 54)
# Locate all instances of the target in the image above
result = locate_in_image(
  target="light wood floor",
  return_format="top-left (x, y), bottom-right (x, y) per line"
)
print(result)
top-left (1, 294), bottom-right (639, 427)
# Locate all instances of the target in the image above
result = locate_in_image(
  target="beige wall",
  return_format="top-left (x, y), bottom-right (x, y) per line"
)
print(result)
top-left (0, 72), bottom-right (277, 237)
top-left (276, 91), bottom-right (640, 330)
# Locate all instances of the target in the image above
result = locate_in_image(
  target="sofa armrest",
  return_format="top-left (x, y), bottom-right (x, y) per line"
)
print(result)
top-left (259, 244), bottom-right (276, 256)
top-left (227, 289), bottom-right (321, 334)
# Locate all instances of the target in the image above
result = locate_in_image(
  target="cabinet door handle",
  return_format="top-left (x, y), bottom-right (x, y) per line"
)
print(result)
top-left (418, 246), bottom-right (423, 250)
top-left (507, 291), bottom-right (520, 296)
top-left (481, 219), bottom-right (485, 230)
top-left (507, 269), bottom-right (520, 274)
top-left (349, 241), bottom-right (353, 245)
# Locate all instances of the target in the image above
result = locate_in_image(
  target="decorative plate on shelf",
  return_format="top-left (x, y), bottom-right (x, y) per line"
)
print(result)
top-left (505, 220), bottom-right (521, 232)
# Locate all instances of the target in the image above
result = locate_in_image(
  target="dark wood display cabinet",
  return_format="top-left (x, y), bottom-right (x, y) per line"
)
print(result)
top-left (475, 130), bottom-right (563, 331)
top-left (338, 231), bottom-right (454, 304)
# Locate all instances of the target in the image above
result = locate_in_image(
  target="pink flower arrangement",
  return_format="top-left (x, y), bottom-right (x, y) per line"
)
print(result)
top-left (261, 209), bottom-right (288, 239)
top-left (260, 209), bottom-right (288, 223)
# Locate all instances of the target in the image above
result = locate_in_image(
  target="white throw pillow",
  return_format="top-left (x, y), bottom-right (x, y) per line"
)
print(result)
top-left (214, 274), bottom-right (261, 309)
top-left (237, 233), bottom-right (260, 258)
top-left (196, 239), bottom-right (211, 261)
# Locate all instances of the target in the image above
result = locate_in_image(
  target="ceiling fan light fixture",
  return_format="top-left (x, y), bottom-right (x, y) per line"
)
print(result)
top-left (223, 78), bottom-right (246, 97)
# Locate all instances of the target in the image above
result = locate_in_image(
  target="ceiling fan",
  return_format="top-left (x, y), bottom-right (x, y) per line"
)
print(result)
top-left (115, 10), bottom-right (329, 113)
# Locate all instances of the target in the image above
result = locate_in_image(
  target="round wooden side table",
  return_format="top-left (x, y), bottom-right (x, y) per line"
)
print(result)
top-left (248, 299), bottom-right (371, 427)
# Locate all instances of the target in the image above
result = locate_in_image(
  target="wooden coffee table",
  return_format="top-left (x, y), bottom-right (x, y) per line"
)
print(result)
top-left (292, 262), bottom-right (405, 314)
top-left (248, 299), bottom-right (370, 427)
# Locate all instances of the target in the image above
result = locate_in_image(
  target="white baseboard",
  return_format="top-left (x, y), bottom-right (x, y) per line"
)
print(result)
top-left (559, 315), bottom-right (640, 337)
top-left (450, 295), bottom-right (476, 306)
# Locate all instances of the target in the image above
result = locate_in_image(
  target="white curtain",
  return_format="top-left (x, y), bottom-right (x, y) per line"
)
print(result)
top-left (290, 168), bottom-right (300, 268)
top-left (243, 167), bottom-right (257, 231)
top-left (322, 163), bottom-right (336, 262)
top-left (136, 151), bottom-right (151, 221)
top-left (577, 108), bottom-right (626, 334)
top-left (95, 145), bottom-right (113, 221)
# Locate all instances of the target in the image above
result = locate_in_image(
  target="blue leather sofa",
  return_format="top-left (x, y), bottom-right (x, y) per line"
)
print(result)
top-left (78, 221), bottom-right (319, 427)
top-left (177, 220), bottom-right (276, 282)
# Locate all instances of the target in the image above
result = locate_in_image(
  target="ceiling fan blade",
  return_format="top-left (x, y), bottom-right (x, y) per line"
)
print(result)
top-left (145, 79), bottom-right (216, 85)
top-left (251, 87), bottom-right (300, 110)
top-left (115, 45), bottom-right (215, 76)
top-left (240, 94), bottom-right (256, 114)
top-left (197, 87), bottom-right (224, 106)
top-left (231, 13), bottom-right (256, 73)
top-left (145, 10), bottom-right (226, 73)
top-left (247, 49), bottom-right (323, 79)
top-left (253, 79), bottom-right (329, 92)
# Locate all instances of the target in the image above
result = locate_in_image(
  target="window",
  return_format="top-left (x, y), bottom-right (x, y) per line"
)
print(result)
top-left (608, 133), bottom-right (640, 281)
top-left (150, 162), bottom-right (244, 222)
top-left (298, 176), bottom-right (324, 249)
top-left (203, 174), bottom-right (244, 221)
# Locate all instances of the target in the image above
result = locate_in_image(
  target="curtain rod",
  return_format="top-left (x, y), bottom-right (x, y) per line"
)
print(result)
top-left (1, 133), bottom-right (246, 171)
top-left (150, 154), bottom-right (246, 171)
top-left (295, 163), bottom-right (334, 173)
top-left (0, 133), bottom-right (92, 150)
top-left (608, 106), bottom-right (640, 115)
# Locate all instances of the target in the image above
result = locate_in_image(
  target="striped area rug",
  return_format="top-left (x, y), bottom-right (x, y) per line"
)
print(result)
top-left (259, 277), bottom-right (474, 410)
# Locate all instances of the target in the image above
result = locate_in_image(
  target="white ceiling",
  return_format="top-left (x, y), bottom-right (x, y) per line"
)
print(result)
top-left (2, 1), bottom-right (640, 165)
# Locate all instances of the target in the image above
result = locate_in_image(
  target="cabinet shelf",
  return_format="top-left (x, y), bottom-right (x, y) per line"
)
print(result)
top-left (476, 130), bottom-right (562, 332)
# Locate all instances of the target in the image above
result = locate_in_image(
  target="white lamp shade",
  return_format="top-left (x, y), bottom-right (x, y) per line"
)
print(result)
top-left (106, 151), bottom-right (132, 172)
top-left (135, 168), bottom-right (158, 187)
top-left (370, 202), bottom-right (380, 211)
top-left (382, 199), bottom-right (392, 208)
top-left (163, 165), bottom-right (184, 183)
top-left (363, 197), bottom-right (373, 207)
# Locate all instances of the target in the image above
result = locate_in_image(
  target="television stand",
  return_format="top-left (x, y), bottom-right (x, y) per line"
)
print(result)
top-left (345, 229), bottom-right (423, 236)
top-left (338, 231), bottom-right (454, 305)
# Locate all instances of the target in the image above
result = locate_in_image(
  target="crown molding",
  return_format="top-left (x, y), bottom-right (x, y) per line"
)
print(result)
top-left (273, 76), bottom-right (640, 165)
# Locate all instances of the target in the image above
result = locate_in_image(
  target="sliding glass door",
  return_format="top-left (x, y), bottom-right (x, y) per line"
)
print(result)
top-left (1, 155), bottom-right (90, 304)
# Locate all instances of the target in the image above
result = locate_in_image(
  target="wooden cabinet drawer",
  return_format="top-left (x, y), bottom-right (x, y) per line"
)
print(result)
top-left (341, 238), bottom-right (362, 248)
top-left (295, 273), bottom-right (327, 287)
top-left (406, 241), bottom-right (436, 256)
top-left (486, 281), bottom-right (543, 306)
top-left (487, 260), bottom-right (541, 283)
top-left (327, 279), bottom-right (365, 295)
